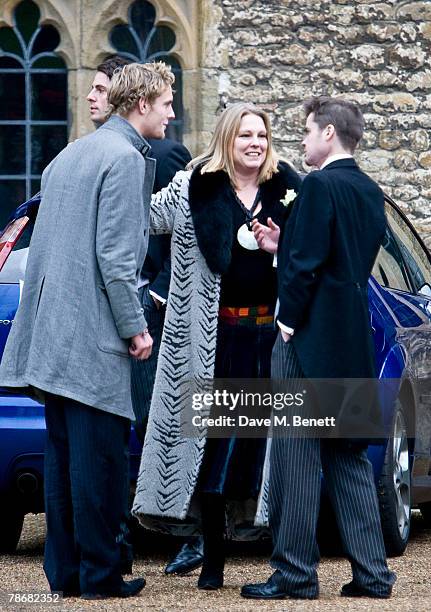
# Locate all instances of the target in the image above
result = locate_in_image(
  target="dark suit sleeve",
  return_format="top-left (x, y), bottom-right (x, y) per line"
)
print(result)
top-left (149, 254), bottom-right (171, 301)
top-left (150, 143), bottom-right (191, 301)
top-left (154, 143), bottom-right (191, 191)
top-left (278, 172), bottom-right (334, 329)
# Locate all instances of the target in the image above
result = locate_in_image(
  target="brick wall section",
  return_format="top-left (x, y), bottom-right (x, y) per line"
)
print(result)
top-left (210, 0), bottom-right (431, 246)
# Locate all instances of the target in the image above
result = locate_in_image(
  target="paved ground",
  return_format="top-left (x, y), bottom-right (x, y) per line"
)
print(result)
top-left (0, 511), bottom-right (430, 611)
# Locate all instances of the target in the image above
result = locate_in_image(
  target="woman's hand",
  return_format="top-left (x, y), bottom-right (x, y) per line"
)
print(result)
top-left (251, 217), bottom-right (280, 254)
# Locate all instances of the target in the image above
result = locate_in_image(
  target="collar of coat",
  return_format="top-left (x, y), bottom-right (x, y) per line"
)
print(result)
top-left (100, 116), bottom-right (151, 156)
top-left (188, 161), bottom-right (296, 275)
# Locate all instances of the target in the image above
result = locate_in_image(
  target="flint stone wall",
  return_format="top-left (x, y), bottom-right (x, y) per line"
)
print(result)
top-left (204, 0), bottom-right (431, 246)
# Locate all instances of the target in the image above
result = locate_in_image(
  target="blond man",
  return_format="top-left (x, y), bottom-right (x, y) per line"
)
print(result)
top-left (0, 62), bottom-right (175, 600)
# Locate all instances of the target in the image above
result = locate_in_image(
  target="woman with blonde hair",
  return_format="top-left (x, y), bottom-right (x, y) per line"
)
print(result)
top-left (133, 102), bottom-right (301, 589)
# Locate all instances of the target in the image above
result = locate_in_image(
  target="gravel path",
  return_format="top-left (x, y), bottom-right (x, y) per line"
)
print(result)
top-left (0, 511), bottom-right (430, 611)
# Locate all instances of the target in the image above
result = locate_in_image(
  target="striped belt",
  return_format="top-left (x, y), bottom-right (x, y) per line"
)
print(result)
top-left (219, 305), bottom-right (274, 326)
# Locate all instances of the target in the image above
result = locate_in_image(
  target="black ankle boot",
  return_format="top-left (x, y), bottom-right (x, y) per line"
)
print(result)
top-left (197, 493), bottom-right (225, 590)
top-left (198, 565), bottom-right (224, 590)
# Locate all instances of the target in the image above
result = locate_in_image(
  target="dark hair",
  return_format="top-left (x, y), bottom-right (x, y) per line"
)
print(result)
top-left (303, 96), bottom-right (364, 152)
top-left (96, 55), bottom-right (131, 80)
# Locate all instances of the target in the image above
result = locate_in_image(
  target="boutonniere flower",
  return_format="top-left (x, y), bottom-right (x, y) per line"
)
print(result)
top-left (280, 189), bottom-right (297, 208)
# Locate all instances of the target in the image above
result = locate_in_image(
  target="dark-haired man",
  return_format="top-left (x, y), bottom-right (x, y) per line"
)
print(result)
top-left (242, 97), bottom-right (396, 600)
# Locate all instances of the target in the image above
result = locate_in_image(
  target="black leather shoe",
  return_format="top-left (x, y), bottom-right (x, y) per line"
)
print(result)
top-left (81, 577), bottom-right (146, 600)
top-left (164, 538), bottom-right (204, 575)
top-left (241, 576), bottom-right (318, 600)
top-left (341, 581), bottom-right (392, 599)
top-left (241, 581), bottom-right (288, 600)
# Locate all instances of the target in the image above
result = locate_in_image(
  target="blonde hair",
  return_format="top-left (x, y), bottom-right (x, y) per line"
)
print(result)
top-left (106, 61), bottom-right (175, 119)
top-left (189, 103), bottom-right (279, 185)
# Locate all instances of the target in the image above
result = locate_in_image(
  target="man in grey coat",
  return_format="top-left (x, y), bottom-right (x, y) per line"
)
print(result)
top-left (0, 62), bottom-right (175, 599)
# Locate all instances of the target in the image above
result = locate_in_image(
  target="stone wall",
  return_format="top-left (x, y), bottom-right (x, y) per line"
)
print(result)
top-left (203, 0), bottom-right (431, 245)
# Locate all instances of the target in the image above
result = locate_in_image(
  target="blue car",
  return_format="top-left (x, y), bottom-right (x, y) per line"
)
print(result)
top-left (1, 194), bottom-right (431, 555)
top-left (0, 194), bottom-right (144, 553)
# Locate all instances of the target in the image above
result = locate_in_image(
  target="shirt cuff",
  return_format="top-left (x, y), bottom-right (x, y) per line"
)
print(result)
top-left (149, 290), bottom-right (167, 305)
top-left (277, 320), bottom-right (294, 335)
top-left (273, 254), bottom-right (277, 268)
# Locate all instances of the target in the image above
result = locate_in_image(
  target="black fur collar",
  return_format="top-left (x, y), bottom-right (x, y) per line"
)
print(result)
top-left (188, 162), bottom-right (300, 275)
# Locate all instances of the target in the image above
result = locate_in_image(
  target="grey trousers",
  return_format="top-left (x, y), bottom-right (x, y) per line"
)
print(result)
top-left (268, 333), bottom-right (395, 598)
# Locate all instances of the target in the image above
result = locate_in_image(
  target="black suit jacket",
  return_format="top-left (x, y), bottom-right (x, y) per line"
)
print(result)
top-left (141, 138), bottom-right (191, 299)
top-left (277, 158), bottom-right (386, 380)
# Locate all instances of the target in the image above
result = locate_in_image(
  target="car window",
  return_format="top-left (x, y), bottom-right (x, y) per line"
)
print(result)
top-left (372, 226), bottom-right (411, 292)
top-left (385, 201), bottom-right (431, 295)
top-left (11, 221), bottom-right (33, 251)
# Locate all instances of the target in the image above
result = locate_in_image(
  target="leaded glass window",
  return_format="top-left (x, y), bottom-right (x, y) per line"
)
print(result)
top-left (110, 0), bottom-right (183, 142)
top-left (0, 0), bottom-right (67, 229)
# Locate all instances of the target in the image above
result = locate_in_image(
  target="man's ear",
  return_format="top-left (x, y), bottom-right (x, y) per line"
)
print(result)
top-left (138, 97), bottom-right (149, 115)
top-left (324, 124), bottom-right (335, 141)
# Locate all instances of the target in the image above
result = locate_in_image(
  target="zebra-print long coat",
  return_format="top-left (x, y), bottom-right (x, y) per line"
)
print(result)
top-left (132, 163), bottom-right (302, 537)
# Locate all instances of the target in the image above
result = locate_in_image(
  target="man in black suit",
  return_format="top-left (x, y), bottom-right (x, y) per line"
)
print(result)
top-left (87, 56), bottom-right (193, 574)
top-left (242, 97), bottom-right (396, 600)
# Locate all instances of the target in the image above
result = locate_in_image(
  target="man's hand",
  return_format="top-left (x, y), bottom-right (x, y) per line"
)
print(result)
top-left (129, 330), bottom-right (153, 360)
top-left (281, 329), bottom-right (292, 343)
top-left (151, 295), bottom-right (162, 310)
top-left (251, 217), bottom-right (280, 254)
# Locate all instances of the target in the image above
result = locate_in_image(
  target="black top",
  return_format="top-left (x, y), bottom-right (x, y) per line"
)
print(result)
top-left (220, 189), bottom-right (284, 307)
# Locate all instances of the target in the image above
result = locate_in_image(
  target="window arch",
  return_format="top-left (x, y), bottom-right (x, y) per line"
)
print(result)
top-left (109, 0), bottom-right (183, 142)
top-left (0, 0), bottom-right (67, 228)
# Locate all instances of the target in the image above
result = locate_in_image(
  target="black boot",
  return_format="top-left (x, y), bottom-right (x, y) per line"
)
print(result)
top-left (197, 493), bottom-right (225, 590)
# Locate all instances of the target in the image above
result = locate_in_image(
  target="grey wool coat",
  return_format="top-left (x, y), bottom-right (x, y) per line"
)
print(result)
top-left (0, 116), bottom-right (155, 419)
top-left (133, 163), bottom-right (301, 536)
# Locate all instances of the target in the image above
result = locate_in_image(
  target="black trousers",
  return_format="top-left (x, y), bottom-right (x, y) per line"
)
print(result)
top-left (43, 393), bottom-right (130, 594)
top-left (269, 334), bottom-right (395, 597)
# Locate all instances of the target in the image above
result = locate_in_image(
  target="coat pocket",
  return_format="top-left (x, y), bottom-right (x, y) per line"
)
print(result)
top-left (97, 287), bottom-right (129, 357)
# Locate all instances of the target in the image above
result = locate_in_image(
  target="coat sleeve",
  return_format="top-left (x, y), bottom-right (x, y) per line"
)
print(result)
top-left (96, 153), bottom-right (147, 339)
top-left (278, 172), bottom-right (334, 329)
top-left (150, 144), bottom-right (191, 299)
top-left (150, 170), bottom-right (189, 235)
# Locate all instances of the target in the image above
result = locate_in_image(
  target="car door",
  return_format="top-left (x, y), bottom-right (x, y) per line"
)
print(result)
top-left (372, 197), bottom-right (431, 496)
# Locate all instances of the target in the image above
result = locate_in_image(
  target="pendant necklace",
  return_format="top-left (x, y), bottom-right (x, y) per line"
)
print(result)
top-left (235, 188), bottom-right (261, 250)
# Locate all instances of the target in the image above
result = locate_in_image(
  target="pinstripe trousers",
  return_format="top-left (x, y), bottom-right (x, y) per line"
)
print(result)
top-left (268, 333), bottom-right (395, 598)
top-left (131, 285), bottom-right (165, 441)
top-left (44, 393), bottom-right (130, 595)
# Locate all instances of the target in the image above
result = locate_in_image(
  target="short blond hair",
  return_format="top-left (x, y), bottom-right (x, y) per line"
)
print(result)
top-left (107, 61), bottom-right (175, 118)
top-left (189, 103), bottom-right (279, 185)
